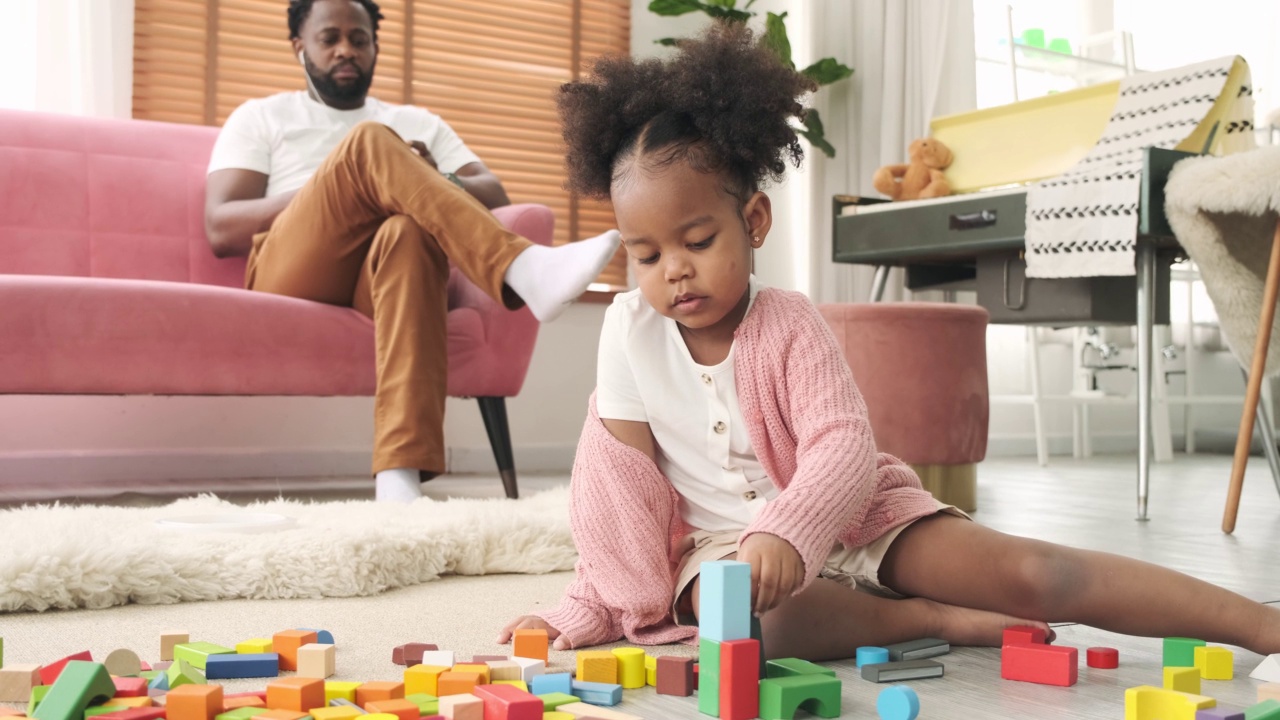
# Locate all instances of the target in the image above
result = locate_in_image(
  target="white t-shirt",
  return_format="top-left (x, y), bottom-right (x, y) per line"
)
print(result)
top-left (207, 91), bottom-right (481, 197)
top-left (595, 277), bottom-right (779, 533)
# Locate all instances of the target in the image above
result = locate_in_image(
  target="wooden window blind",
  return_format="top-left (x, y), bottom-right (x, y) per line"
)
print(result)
top-left (133, 0), bottom-right (630, 291)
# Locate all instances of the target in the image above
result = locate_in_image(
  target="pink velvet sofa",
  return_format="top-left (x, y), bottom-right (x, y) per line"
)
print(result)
top-left (0, 109), bottom-right (552, 499)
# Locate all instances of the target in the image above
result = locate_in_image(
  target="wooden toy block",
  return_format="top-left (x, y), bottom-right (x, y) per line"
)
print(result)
top-left (535, 692), bottom-right (578, 711)
top-left (1002, 625), bottom-right (1048, 646)
top-left (511, 658), bottom-right (544, 685)
top-left (205, 653), bottom-right (279, 680)
top-left (215, 708), bottom-right (267, 720)
top-left (251, 712), bottom-right (309, 720)
top-left (472, 684), bottom-right (542, 720)
top-left (542, 713), bottom-right (573, 720)
top-left (296, 644), bottom-right (335, 680)
top-left (1196, 646), bottom-right (1234, 680)
top-left (493, 681), bottom-right (527, 692)
top-left (450, 664), bottom-right (490, 685)
top-left (1254, 656), bottom-right (1280, 684)
top-left (308, 708), bottom-right (361, 720)
top-left (102, 650), bottom-right (142, 678)
top-left (609, 649), bottom-right (645, 690)
top-left (363, 699), bottom-right (417, 720)
top-left (404, 665), bottom-right (448, 696)
top-left (419, 652), bottom-right (455, 669)
top-left (1165, 638), bottom-right (1207, 668)
top-left (697, 638), bottom-right (720, 717)
top-left (165, 685), bottom-right (225, 720)
top-left (295, 629), bottom-right (334, 645)
top-left (436, 694), bottom-right (483, 720)
top-left (1166, 667), bottom-right (1202, 694)
top-left (353, 681), bottom-right (404, 706)
top-left (877, 686), bottom-right (921, 720)
top-left (96, 709), bottom-right (166, 720)
top-left (149, 663), bottom-right (171, 673)
top-left (434, 672), bottom-right (479, 698)
top-left (530, 673), bottom-right (571, 696)
top-left (31, 662), bottom-right (114, 720)
top-left (110, 678), bottom-right (148, 698)
top-left (720, 639), bottom-right (759, 720)
top-left (360, 714), bottom-right (399, 720)
top-left (884, 638), bottom-right (950, 662)
top-left (855, 647), bottom-right (889, 668)
top-left (765, 658), bottom-right (836, 679)
top-left (862, 660), bottom-right (945, 684)
top-left (0, 711), bottom-right (20, 719)
top-left (486, 661), bottom-right (522, 682)
top-left (224, 692), bottom-right (268, 703)
top-left (220, 697), bottom-right (262, 712)
top-left (758, 674), bottom-right (841, 720)
top-left (1261, 685), bottom-right (1280, 703)
top-left (391, 644), bottom-right (437, 667)
top-left (512, 629), bottom-right (549, 664)
top-left (166, 660), bottom-right (206, 690)
top-left (236, 640), bottom-right (273, 655)
top-left (573, 652), bottom-right (616, 685)
top-left (568, 680), bottom-right (621, 707)
top-left (101, 698), bottom-right (152, 709)
top-left (1001, 643), bottom-right (1077, 687)
top-left (39, 654), bottom-right (93, 687)
top-left (1196, 709), bottom-right (1246, 720)
top-left (699, 560), bottom-right (751, 642)
top-left (265, 678), bottom-right (325, 713)
top-left (549, 703), bottom-right (641, 720)
top-left (403, 692), bottom-right (439, 712)
top-left (1246, 700), bottom-right (1280, 720)
top-left (270, 631), bottom-right (317, 673)
top-left (323, 682), bottom-right (361, 704)
top-left (655, 657), bottom-right (694, 697)
top-left (23, 689), bottom-right (46, 720)
top-left (644, 655), bottom-right (656, 687)
top-left (1088, 647), bottom-right (1120, 669)
top-left (175, 642), bottom-right (236, 670)
top-left (161, 633), bottom-right (189, 663)
top-left (1123, 685), bottom-right (1216, 720)
top-left (468, 656), bottom-right (508, 664)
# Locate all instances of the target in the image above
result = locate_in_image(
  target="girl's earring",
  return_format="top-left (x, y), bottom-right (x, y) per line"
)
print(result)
top-left (751, 236), bottom-right (761, 247)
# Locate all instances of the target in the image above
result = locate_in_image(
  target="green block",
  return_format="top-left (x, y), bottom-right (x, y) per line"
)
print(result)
top-left (215, 707), bottom-right (268, 720)
top-left (166, 659), bottom-right (205, 689)
top-left (32, 661), bottom-right (116, 720)
top-left (28, 685), bottom-right (52, 716)
top-left (1248, 699), bottom-right (1280, 720)
top-left (698, 638), bottom-right (721, 717)
top-left (537, 692), bottom-right (579, 711)
top-left (173, 642), bottom-right (236, 670)
top-left (765, 658), bottom-right (837, 679)
top-left (404, 694), bottom-right (438, 715)
top-left (83, 707), bottom-right (120, 720)
top-left (1163, 638), bottom-right (1206, 667)
top-left (759, 675), bottom-right (842, 720)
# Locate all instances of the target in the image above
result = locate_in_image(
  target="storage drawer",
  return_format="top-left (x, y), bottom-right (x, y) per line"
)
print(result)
top-left (976, 252), bottom-right (1170, 325)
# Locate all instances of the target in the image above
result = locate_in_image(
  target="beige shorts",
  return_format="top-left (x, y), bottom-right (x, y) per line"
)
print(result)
top-left (670, 502), bottom-right (969, 624)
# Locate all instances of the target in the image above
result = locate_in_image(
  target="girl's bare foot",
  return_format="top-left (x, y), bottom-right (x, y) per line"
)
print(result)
top-left (922, 598), bottom-right (1056, 647)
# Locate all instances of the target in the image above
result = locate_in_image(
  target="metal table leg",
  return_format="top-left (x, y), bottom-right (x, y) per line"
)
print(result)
top-left (1136, 242), bottom-right (1156, 521)
top-left (870, 265), bottom-right (889, 303)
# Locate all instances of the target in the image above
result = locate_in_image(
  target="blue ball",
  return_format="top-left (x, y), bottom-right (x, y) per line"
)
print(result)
top-left (856, 646), bottom-right (890, 667)
top-left (877, 685), bottom-right (920, 720)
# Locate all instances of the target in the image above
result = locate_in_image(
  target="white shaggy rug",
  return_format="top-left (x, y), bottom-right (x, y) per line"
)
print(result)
top-left (0, 488), bottom-right (576, 613)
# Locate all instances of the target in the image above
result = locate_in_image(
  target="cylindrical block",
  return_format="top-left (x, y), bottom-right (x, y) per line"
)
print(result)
top-left (1087, 647), bottom-right (1119, 669)
top-left (611, 647), bottom-right (646, 689)
top-left (856, 647), bottom-right (890, 668)
top-left (877, 685), bottom-right (921, 720)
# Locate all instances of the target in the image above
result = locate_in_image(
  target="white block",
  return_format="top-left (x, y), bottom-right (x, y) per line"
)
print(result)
top-left (1252, 654), bottom-right (1280, 683)
top-left (513, 657), bottom-right (545, 684)
top-left (419, 650), bottom-right (455, 668)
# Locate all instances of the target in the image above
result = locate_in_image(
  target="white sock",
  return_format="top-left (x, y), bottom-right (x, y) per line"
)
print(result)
top-left (504, 230), bottom-right (621, 322)
top-left (375, 467), bottom-right (423, 503)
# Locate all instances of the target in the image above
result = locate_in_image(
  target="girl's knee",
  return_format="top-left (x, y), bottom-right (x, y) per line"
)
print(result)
top-left (1006, 542), bottom-right (1080, 619)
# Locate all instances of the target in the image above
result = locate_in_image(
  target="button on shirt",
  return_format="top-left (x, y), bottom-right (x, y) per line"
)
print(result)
top-left (595, 277), bottom-right (778, 532)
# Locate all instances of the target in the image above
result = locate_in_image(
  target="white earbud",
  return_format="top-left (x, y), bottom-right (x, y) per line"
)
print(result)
top-left (297, 50), bottom-right (306, 66)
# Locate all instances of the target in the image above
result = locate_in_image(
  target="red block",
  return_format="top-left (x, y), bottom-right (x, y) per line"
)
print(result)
top-left (471, 684), bottom-right (542, 720)
top-left (1001, 643), bottom-right (1078, 687)
top-left (1002, 625), bottom-right (1047, 647)
top-left (96, 709), bottom-right (168, 720)
top-left (40, 651), bottom-right (94, 685)
top-left (720, 639), bottom-right (760, 720)
top-left (113, 677), bottom-right (150, 697)
top-left (1086, 647), bottom-right (1119, 669)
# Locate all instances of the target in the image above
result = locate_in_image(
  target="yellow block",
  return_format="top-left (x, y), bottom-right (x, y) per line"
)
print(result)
top-left (236, 639), bottom-right (273, 654)
top-left (611, 648), bottom-right (646, 690)
top-left (1195, 646), bottom-right (1234, 680)
top-left (451, 664), bottom-right (490, 685)
top-left (310, 708), bottom-right (362, 720)
top-left (644, 655), bottom-right (656, 687)
top-left (1124, 685), bottom-right (1216, 720)
top-left (1164, 667), bottom-right (1201, 694)
top-left (494, 680), bottom-right (528, 692)
top-left (102, 698), bottom-right (152, 709)
top-left (404, 665), bottom-right (448, 697)
top-left (575, 651), bottom-right (617, 685)
top-left (543, 713), bottom-right (574, 720)
top-left (323, 681), bottom-right (362, 704)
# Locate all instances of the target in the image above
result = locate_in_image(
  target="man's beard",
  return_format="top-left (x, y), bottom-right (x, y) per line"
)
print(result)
top-left (306, 58), bottom-right (376, 103)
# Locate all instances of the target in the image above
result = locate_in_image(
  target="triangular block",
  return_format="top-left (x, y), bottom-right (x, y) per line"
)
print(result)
top-left (1252, 655), bottom-right (1280, 683)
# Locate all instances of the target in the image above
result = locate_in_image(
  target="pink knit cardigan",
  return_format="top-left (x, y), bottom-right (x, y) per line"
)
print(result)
top-left (536, 287), bottom-right (941, 648)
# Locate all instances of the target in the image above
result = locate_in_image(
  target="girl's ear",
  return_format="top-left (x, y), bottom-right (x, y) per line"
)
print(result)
top-left (742, 191), bottom-right (773, 247)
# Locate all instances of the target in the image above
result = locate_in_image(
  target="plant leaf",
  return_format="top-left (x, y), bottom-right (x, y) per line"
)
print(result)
top-left (649, 0), bottom-right (704, 17)
top-left (762, 11), bottom-right (793, 69)
top-left (745, 0), bottom-right (758, 7)
top-left (703, 6), bottom-right (752, 21)
top-left (800, 57), bottom-right (854, 86)
top-left (705, 0), bottom-right (737, 8)
top-left (797, 109), bottom-right (836, 157)
top-left (654, 37), bottom-right (681, 47)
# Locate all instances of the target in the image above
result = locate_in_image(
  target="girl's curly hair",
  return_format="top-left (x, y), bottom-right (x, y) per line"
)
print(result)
top-left (558, 22), bottom-right (816, 204)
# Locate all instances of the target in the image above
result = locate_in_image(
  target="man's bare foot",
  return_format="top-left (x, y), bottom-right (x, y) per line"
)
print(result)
top-left (922, 598), bottom-right (1055, 647)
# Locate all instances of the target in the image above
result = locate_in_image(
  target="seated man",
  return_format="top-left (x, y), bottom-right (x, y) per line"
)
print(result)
top-left (204, 0), bottom-right (619, 502)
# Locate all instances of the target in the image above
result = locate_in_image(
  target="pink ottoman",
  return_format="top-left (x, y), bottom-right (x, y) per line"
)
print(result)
top-left (819, 302), bottom-right (990, 511)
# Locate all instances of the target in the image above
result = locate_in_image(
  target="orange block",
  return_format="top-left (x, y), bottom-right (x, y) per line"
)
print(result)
top-left (513, 629), bottom-right (549, 663)
top-left (265, 677), bottom-right (326, 713)
top-left (251, 711), bottom-right (308, 720)
top-left (167, 685), bottom-right (224, 720)
top-left (353, 681), bottom-right (404, 707)
top-left (271, 631), bottom-right (318, 672)
top-left (435, 672), bottom-right (483, 697)
top-left (363, 699), bottom-right (417, 720)
top-left (450, 664), bottom-right (491, 685)
top-left (221, 697), bottom-right (264, 712)
top-left (0, 710), bottom-right (24, 718)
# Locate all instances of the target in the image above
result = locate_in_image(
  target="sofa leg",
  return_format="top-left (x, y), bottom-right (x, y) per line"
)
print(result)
top-left (477, 396), bottom-right (518, 499)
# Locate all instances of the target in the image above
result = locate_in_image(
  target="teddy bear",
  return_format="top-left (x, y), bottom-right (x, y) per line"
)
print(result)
top-left (872, 138), bottom-right (954, 201)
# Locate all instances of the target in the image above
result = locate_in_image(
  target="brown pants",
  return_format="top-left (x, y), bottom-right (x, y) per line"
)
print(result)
top-left (245, 121), bottom-right (532, 475)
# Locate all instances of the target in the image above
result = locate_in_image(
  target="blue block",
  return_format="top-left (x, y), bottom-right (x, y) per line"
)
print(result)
top-left (147, 672), bottom-right (168, 691)
top-left (699, 560), bottom-right (751, 642)
top-left (297, 628), bottom-right (335, 645)
top-left (204, 653), bottom-right (280, 679)
top-left (877, 685), bottom-right (920, 720)
top-left (531, 673), bottom-right (572, 696)
top-left (857, 646), bottom-right (890, 668)
top-left (570, 680), bottom-right (622, 707)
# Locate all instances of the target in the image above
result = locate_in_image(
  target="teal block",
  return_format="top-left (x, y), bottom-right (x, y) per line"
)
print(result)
top-left (759, 675), bottom-right (841, 720)
top-left (699, 637), bottom-right (721, 717)
top-left (877, 686), bottom-right (920, 720)
top-left (32, 661), bottom-right (115, 720)
top-left (1247, 700), bottom-right (1280, 720)
top-left (765, 658), bottom-right (836, 679)
top-left (172, 642), bottom-right (235, 670)
top-left (1164, 638), bottom-right (1206, 668)
top-left (569, 680), bottom-right (621, 706)
top-left (700, 561), bottom-right (751, 642)
top-left (530, 673), bottom-right (572, 695)
top-left (147, 672), bottom-right (168, 692)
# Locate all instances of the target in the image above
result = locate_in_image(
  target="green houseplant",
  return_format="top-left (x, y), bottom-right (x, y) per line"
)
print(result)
top-left (649, 0), bottom-right (853, 157)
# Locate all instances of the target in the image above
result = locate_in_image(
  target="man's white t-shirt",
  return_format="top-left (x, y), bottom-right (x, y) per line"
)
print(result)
top-left (207, 91), bottom-right (481, 197)
top-left (595, 276), bottom-right (779, 533)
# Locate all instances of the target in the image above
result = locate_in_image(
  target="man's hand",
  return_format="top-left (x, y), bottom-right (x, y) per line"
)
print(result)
top-left (407, 140), bottom-right (437, 169)
top-left (737, 532), bottom-right (804, 617)
top-left (497, 615), bottom-right (569, 651)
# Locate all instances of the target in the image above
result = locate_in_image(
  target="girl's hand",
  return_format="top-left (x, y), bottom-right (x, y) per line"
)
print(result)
top-left (737, 532), bottom-right (804, 616)
top-left (497, 615), bottom-right (570, 650)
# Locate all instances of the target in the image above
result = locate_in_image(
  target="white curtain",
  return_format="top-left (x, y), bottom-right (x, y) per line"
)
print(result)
top-left (807, 0), bottom-right (978, 303)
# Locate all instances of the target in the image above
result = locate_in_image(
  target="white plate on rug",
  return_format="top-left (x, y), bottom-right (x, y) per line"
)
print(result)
top-left (155, 513), bottom-right (297, 534)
